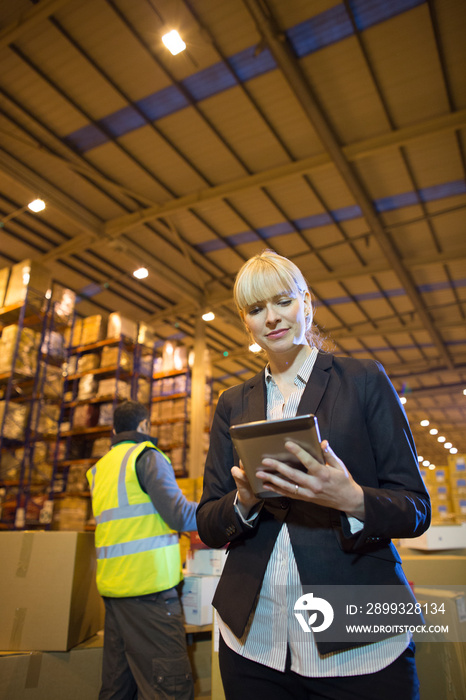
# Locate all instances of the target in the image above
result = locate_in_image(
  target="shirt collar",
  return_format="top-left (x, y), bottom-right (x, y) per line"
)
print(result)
top-left (265, 346), bottom-right (318, 386)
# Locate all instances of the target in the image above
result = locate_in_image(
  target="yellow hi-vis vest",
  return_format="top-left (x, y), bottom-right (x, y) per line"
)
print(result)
top-left (86, 441), bottom-right (181, 597)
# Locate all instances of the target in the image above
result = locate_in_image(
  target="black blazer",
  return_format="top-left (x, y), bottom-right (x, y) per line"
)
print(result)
top-left (196, 353), bottom-right (431, 653)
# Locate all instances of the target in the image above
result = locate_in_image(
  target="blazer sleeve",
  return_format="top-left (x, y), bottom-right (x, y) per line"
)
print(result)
top-left (196, 390), bottom-right (259, 548)
top-left (344, 359), bottom-right (431, 548)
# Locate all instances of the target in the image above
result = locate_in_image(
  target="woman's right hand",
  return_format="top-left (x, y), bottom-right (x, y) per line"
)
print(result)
top-left (231, 461), bottom-right (261, 513)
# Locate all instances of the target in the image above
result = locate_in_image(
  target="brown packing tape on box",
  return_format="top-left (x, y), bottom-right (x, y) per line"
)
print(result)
top-left (8, 532), bottom-right (34, 651)
top-left (25, 651), bottom-right (43, 689)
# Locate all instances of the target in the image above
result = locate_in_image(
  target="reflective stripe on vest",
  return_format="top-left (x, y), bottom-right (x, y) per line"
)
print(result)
top-left (95, 532), bottom-right (178, 559)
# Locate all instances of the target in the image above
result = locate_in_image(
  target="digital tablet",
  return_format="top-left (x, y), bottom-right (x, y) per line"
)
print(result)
top-left (230, 414), bottom-right (324, 499)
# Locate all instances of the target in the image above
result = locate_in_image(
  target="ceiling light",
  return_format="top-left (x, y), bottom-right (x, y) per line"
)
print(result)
top-left (444, 442), bottom-right (452, 449)
top-left (202, 312), bottom-right (215, 322)
top-left (420, 420), bottom-right (429, 427)
top-left (418, 456), bottom-right (423, 462)
top-left (162, 30), bottom-right (186, 55)
top-left (28, 198), bottom-right (46, 212)
top-left (400, 396), bottom-right (407, 404)
top-left (450, 447), bottom-right (458, 454)
top-left (428, 464), bottom-right (436, 470)
top-left (249, 343), bottom-right (262, 353)
top-left (429, 428), bottom-right (438, 435)
top-left (422, 460), bottom-right (430, 467)
top-left (437, 436), bottom-right (446, 443)
top-left (133, 267), bottom-right (149, 279)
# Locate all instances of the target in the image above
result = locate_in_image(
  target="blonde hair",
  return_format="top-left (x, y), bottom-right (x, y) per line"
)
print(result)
top-left (233, 250), bottom-right (323, 348)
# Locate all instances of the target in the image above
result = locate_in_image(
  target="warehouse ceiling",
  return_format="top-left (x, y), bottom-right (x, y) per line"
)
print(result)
top-left (0, 0), bottom-right (465, 467)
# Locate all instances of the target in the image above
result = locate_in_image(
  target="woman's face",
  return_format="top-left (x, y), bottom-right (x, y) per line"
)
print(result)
top-left (243, 290), bottom-right (311, 355)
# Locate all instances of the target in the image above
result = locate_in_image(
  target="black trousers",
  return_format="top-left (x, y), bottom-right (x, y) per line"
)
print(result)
top-left (100, 589), bottom-right (194, 700)
top-left (219, 636), bottom-right (420, 700)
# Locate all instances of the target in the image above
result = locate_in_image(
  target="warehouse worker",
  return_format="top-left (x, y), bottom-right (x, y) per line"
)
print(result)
top-left (87, 400), bottom-right (197, 700)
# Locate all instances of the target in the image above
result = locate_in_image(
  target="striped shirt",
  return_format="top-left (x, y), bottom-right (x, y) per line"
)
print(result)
top-left (218, 347), bottom-right (410, 676)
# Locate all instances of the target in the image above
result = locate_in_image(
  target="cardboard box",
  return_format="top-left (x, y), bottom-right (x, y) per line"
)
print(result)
top-left (0, 531), bottom-right (104, 651)
top-left (137, 322), bottom-right (156, 347)
top-left (414, 587), bottom-right (466, 699)
top-left (81, 315), bottom-right (105, 346)
top-left (51, 284), bottom-right (76, 325)
top-left (51, 497), bottom-right (91, 531)
top-left (64, 318), bottom-right (83, 348)
top-left (0, 266), bottom-right (10, 307)
top-left (398, 551), bottom-right (466, 587)
top-left (96, 378), bottom-right (130, 399)
top-left (3, 259), bottom-right (51, 307)
top-left (77, 353), bottom-right (100, 373)
top-left (107, 312), bottom-right (138, 342)
top-left (100, 346), bottom-right (132, 371)
top-left (400, 523), bottom-right (466, 550)
top-left (0, 401), bottom-right (30, 440)
top-left (181, 575), bottom-right (220, 626)
top-left (0, 633), bottom-right (104, 700)
top-left (186, 548), bottom-right (227, 576)
top-left (0, 324), bottom-right (40, 376)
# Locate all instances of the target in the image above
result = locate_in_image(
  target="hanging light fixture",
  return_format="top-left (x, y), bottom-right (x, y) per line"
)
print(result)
top-left (162, 30), bottom-right (186, 55)
top-left (0, 199), bottom-right (46, 227)
top-left (28, 199), bottom-right (46, 212)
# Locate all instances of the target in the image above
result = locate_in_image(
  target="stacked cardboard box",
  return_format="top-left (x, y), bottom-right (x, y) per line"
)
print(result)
top-left (181, 575), bottom-right (220, 626)
top-left (77, 353), bottom-right (100, 373)
top-left (73, 404), bottom-right (100, 429)
top-left (100, 345), bottom-right (133, 371)
top-left (78, 374), bottom-right (98, 399)
top-left (51, 284), bottom-right (76, 325)
top-left (64, 317), bottom-right (83, 348)
top-left (0, 531), bottom-right (104, 651)
top-left (3, 259), bottom-right (51, 307)
top-left (107, 312), bottom-right (138, 342)
top-left (0, 266), bottom-right (11, 306)
top-left (0, 401), bottom-right (30, 440)
top-left (96, 378), bottom-right (130, 399)
top-left (51, 496), bottom-right (90, 531)
top-left (0, 324), bottom-right (41, 376)
top-left (81, 315), bottom-right (106, 345)
top-left (448, 455), bottom-right (466, 521)
top-left (97, 403), bottom-right (114, 426)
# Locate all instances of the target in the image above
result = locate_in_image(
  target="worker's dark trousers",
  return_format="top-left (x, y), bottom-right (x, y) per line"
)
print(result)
top-left (100, 588), bottom-right (194, 700)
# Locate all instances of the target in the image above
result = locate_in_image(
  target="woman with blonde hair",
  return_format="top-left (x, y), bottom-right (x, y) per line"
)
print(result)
top-left (197, 250), bottom-right (430, 700)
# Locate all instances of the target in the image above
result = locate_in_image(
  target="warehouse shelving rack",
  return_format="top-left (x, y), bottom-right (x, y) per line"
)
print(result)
top-left (0, 287), bottom-right (69, 529)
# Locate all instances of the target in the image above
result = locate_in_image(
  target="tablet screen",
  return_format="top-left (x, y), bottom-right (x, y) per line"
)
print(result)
top-left (230, 414), bottom-right (324, 498)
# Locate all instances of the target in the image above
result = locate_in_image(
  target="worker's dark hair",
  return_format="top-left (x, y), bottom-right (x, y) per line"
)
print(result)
top-left (113, 400), bottom-right (149, 434)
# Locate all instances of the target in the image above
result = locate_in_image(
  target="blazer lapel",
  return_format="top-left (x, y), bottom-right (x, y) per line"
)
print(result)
top-left (297, 351), bottom-right (333, 415)
top-left (242, 368), bottom-right (267, 423)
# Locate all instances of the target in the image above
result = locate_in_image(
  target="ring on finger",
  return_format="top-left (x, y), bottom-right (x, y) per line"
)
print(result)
top-left (295, 483), bottom-right (299, 495)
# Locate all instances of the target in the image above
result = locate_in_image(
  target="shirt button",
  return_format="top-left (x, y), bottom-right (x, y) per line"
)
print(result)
top-left (280, 498), bottom-right (290, 509)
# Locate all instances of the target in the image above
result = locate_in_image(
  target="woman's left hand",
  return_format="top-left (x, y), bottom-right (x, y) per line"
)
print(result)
top-left (255, 440), bottom-right (365, 519)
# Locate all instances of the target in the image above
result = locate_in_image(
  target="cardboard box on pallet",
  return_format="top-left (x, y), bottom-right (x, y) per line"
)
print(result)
top-left (107, 312), bottom-right (138, 342)
top-left (3, 259), bottom-right (52, 308)
top-left (64, 318), bottom-right (83, 348)
top-left (0, 324), bottom-right (41, 376)
top-left (81, 315), bottom-right (106, 346)
top-left (0, 531), bottom-right (104, 652)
